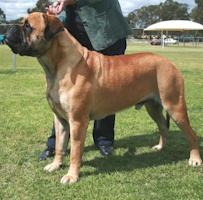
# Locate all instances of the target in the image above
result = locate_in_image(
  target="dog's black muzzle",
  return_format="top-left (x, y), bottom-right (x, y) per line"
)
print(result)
top-left (5, 25), bottom-right (23, 54)
top-left (5, 25), bottom-right (37, 56)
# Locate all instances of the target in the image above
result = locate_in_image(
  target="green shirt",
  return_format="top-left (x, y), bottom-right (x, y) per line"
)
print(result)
top-left (63, 0), bottom-right (132, 50)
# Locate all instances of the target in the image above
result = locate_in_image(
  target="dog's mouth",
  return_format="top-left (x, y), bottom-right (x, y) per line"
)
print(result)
top-left (5, 25), bottom-right (37, 56)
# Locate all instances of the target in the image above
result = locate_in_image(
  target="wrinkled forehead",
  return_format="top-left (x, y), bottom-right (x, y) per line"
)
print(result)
top-left (22, 13), bottom-right (46, 29)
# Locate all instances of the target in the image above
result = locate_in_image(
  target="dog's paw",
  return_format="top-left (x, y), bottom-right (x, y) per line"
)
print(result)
top-left (152, 144), bottom-right (163, 150)
top-left (189, 157), bottom-right (202, 166)
top-left (60, 174), bottom-right (79, 184)
top-left (44, 162), bottom-right (61, 172)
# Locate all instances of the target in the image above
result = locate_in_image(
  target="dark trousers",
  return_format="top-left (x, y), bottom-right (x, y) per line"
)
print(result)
top-left (47, 38), bottom-right (126, 148)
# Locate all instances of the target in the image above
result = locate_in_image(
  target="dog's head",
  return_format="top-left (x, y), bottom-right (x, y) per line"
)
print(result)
top-left (5, 12), bottom-right (64, 57)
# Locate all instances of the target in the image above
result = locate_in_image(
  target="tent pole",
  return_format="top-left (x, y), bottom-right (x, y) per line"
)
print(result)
top-left (161, 30), bottom-right (164, 49)
top-left (13, 53), bottom-right (16, 71)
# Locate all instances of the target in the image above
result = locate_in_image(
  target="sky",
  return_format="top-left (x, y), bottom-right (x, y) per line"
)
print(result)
top-left (0, 0), bottom-right (197, 21)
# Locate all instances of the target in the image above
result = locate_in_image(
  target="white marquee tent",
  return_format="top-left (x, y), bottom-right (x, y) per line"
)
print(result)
top-left (144, 20), bottom-right (203, 48)
top-left (144, 20), bottom-right (203, 31)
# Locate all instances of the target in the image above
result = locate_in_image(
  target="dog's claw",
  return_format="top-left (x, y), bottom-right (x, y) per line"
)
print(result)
top-left (60, 174), bottom-right (79, 184)
top-left (189, 159), bottom-right (202, 167)
top-left (189, 150), bottom-right (202, 166)
top-left (44, 162), bottom-right (61, 172)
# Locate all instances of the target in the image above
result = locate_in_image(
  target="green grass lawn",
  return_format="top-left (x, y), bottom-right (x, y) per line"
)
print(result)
top-left (0, 43), bottom-right (203, 199)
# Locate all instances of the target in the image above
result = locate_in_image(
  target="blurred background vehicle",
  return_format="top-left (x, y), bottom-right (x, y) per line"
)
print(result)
top-left (151, 38), bottom-right (179, 45)
top-left (150, 39), bottom-right (161, 45)
top-left (178, 36), bottom-right (194, 42)
top-left (164, 38), bottom-right (178, 44)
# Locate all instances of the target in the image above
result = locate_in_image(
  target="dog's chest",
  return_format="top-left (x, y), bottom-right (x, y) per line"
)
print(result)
top-left (46, 88), bottom-right (70, 119)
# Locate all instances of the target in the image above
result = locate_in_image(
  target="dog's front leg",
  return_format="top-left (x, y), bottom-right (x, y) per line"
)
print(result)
top-left (44, 115), bottom-right (70, 172)
top-left (60, 118), bottom-right (88, 184)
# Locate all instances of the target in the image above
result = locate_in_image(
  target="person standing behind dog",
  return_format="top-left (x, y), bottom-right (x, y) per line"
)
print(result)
top-left (38, 0), bottom-right (132, 161)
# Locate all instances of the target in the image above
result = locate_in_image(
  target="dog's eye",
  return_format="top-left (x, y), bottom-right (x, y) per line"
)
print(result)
top-left (24, 20), bottom-right (32, 30)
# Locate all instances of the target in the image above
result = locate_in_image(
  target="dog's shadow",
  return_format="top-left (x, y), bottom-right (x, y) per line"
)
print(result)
top-left (81, 131), bottom-right (203, 176)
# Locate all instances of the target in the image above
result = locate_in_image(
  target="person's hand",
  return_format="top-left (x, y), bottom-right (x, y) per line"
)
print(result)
top-left (45, 1), bottom-right (60, 15)
top-left (45, 0), bottom-right (76, 15)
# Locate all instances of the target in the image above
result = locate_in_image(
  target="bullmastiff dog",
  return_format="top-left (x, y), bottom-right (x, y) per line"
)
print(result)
top-left (5, 12), bottom-right (202, 184)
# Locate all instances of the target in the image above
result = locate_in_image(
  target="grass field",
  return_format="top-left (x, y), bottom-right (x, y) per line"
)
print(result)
top-left (0, 43), bottom-right (203, 199)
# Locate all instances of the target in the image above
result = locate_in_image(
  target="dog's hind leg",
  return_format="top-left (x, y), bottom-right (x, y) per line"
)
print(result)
top-left (164, 98), bottom-right (202, 166)
top-left (144, 101), bottom-right (169, 150)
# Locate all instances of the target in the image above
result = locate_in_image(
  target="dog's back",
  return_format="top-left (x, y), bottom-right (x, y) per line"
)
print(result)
top-left (87, 52), bottom-right (182, 119)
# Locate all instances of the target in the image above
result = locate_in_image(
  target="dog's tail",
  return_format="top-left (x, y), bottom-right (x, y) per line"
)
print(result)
top-left (166, 113), bottom-right (170, 129)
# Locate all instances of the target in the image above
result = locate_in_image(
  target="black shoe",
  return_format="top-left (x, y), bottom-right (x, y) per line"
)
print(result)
top-left (38, 147), bottom-right (55, 161)
top-left (98, 145), bottom-right (114, 157)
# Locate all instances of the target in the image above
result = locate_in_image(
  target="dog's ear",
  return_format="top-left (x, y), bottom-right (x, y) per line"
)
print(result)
top-left (43, 14), bottom-right (64, 41)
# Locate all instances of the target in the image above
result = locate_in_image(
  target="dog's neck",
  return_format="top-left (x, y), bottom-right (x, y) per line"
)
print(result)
top-left (37, 28), bottom-right (89, 86)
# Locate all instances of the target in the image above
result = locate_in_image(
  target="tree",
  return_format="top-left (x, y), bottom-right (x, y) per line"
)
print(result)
top-left (127, 5), bottom-right (159, 30)
top-left (0, 8), bottom-right (7, 34)
top-left (0, 8), bottom-right (6, 24)
top-left (190, 0), bottom-right (203, 25)
top-left (27, 0), bottom-right (52, 14)
top-left (126, 0), bottom-right (189, 29)
top-left (9, 18), bottom-right (23, 24)
top-left (158, 0), bottom-right (189, 21)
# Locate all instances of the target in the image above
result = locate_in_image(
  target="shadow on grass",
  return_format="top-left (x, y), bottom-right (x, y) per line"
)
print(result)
top-left (82, 131), bottom-right (203, 176)
top-left (0, 69), bottom-right (17, 74)
top-left (0, 68), bottom-right (42, 74)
